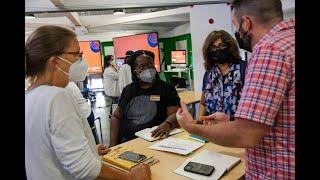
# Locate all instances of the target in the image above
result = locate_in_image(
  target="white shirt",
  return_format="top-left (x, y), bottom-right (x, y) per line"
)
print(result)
top-left (65, 82), bottom-right (91, 119)
top-left (25, 85), bottom-right (101, 180)
top-left (103, 66), bottom-right (120, 97)
top-left (118, 64), bottom-right (132, 94)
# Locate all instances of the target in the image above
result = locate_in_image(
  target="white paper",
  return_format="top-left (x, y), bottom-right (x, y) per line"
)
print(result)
top-left (135, 126), bottom-right (184, 142)
top-left (174, 150), bottom-right (241, 180)
top-left (148, 137), bottom-right (204, 155)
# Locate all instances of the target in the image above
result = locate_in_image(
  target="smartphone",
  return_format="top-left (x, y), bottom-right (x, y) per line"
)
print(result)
top-left (184, 161), bottom-right (215, 176)
top-left (118, 151), bottom-right (146, 163)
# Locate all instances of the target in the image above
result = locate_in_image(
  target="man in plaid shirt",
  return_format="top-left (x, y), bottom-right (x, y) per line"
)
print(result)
top-left (176, 0), bottom-right (295, 179)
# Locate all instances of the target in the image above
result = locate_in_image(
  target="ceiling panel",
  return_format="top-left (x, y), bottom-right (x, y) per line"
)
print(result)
top-left (25, 0), bottom-right (294, 38)
top-left (26, 0), bottom-right (228, 13)
top-left (26, 0), bottom-right (60, 12)
top-left (281, 0), bottom-right (295, 10)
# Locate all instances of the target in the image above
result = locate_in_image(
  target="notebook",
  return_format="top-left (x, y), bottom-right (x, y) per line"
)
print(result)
top-left (102, 146), bottom-right (153, 172)
top-left (135, 126), bottom-right (184, 142)
top-left (174, 150), bottom-right (241, 180)
top-left (148, 137), bottom-right (205, 155)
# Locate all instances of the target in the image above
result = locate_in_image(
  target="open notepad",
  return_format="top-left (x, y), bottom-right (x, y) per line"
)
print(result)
top-left (148, 137), bottom-right (205, 155)
top-left (135, 126), bottom-right (184, 142)
top-left (174, 150), bottom-right (241, 180)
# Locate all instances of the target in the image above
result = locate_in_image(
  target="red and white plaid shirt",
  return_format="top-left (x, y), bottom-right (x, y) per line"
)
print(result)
top-left (235, 18), bottom-right (295, 179)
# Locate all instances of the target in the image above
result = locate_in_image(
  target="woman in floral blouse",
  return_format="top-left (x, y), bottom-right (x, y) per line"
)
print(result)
top-left (199, 30), bottom-right (247, 123)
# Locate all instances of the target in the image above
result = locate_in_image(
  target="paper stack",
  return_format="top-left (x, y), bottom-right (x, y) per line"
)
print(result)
top-left (174, 150), bottom-right (241, 180)
top-left (135, 126), bottom-right (184, 142)
top-left (148, 137), bottom-right (205, 155)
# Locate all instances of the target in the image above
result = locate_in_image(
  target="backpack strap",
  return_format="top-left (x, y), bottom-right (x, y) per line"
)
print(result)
top-left (239, 60), bottom-right (247, 88)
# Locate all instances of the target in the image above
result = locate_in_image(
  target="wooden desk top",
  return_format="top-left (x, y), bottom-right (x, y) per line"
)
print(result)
top-left (107, 132), bottom-right (245, 180)
top-left (178, 91), bottom-right (202, 105)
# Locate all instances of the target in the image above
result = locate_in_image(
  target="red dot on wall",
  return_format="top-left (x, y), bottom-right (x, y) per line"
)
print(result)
top-left (209, 18), bottom-right (214, 24)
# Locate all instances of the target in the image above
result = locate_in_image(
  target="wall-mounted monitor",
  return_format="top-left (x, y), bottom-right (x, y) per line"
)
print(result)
top-left (113, 32), bottom-right (161, 72)
top-left (171, 50), bottom-right (186, 64)
top-left (79, 40), bottom-right (102, 74)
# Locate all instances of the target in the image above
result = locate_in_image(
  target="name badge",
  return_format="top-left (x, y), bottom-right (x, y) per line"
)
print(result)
top-left (150, 95), bottom-right (160, 102)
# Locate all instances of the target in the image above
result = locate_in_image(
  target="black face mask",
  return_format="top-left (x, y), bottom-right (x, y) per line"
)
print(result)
top-left (234, 19), bottom-right (252, 52)
top-left (207, 48), bottom-right (232, 64)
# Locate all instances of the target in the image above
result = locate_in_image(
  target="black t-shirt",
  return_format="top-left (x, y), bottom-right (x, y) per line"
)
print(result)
top-left (118, 78), bottom-right (180, 143)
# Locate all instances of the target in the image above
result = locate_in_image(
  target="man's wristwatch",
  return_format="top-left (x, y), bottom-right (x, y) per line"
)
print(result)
top-left (165, 121), bottom-right (173, 130)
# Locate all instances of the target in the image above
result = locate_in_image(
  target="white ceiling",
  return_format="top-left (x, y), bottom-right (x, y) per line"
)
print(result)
top-left (25, 0), bottom-right (295, 39)
top-left (26, 0), bottom-right (228, 13)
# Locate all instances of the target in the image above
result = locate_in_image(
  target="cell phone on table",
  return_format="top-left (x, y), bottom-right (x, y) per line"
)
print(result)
top-left (184, 161), bottom-right (215, 176)
top-left (118, 151), bottom-right (146, 163)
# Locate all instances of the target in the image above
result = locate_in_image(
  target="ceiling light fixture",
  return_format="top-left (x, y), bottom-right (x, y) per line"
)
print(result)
top-left (25, 14), bottom-right (36, 19)
top-left (113, 9), bottom-right (125, 15)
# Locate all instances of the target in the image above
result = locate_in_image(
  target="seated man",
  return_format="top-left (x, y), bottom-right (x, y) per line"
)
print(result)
top-left (110, 50), bottom-right (180, 146)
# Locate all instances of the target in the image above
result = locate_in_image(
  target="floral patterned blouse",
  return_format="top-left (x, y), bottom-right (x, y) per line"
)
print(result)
top-left (202, 63), bottom-right (244, 117)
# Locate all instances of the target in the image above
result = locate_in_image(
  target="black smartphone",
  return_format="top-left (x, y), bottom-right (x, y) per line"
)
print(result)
top-left (118, 151), bottom-right (146, 163)
top-left (184, 161), bottom-right (215, 176)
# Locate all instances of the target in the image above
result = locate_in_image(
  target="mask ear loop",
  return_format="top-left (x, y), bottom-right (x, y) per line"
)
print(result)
top-left (239, 18), bottom-right (250, 40)
top-left (134, 69), bottom-right (140, 78)
top-left (238, 19), bottom-right (243, 33)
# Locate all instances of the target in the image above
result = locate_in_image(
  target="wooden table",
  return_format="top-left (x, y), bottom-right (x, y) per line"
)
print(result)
top-left (178, 91), bottom-right (202, 118)
top-left (107, 131), bottom-right (245, 180)
top-left (178, 91), bottom-right (202, 105)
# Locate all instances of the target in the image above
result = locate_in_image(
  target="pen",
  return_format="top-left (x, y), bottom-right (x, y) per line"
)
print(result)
top-left (189, 136), bottom-right (205, 143)
top-left (146, 159), bottom-right (154, 165)
top-left (158, 145), bottom-right (187, 151)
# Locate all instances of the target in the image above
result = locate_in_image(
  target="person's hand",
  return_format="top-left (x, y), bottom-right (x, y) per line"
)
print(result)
top-left (151, 122), bottom-right (171, 138)
top-left (200, 115), bottom-right (218, 125)
top-left (205, 112), bottom-right (230, 124)
top-left (199, 115), bottom-right (215, 125)
top-left (127, 163), bottom-right (151, 180)
top-left (195, 119), bottom-right (203, 124)
top-left (176, 101), bottom-right (194, 132)
top-left (96, 144), bottom-right (110, 156)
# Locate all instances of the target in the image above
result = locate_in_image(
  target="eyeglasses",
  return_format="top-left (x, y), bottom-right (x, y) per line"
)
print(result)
top-left (208, 44), bottom-right (228, 52)
top-left (60, 50), bottom-right (83, 58)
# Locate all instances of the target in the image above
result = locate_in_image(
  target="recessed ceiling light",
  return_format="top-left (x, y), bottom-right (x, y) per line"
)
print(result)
top-left (25, 14), bottom-right (35, 19)
top-left (113, 9), bottom-right (125, 15)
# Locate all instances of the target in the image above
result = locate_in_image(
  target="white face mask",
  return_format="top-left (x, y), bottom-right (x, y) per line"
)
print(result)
top-left (138, 68), bottom-right (156, 83)
top-left (57, 56), bottom-right (88, 82)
